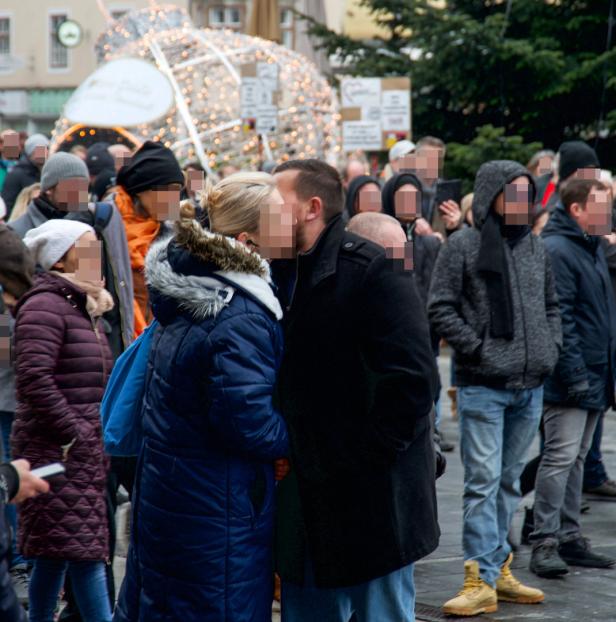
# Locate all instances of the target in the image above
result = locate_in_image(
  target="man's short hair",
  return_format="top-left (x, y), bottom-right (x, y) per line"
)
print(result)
top-left (275, 159), bottom-right (344, 222)
top-left (417, 136), bottom-right (446, 153)
top-left (561, 178), bottom-right (605, 212)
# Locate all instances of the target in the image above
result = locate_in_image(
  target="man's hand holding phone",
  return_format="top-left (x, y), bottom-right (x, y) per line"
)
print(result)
top-left (11, 459), bottom-right (50, 503)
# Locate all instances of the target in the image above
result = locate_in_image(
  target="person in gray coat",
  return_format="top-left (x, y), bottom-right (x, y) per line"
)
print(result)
top-left (428, 160), bottom-right (562, 617)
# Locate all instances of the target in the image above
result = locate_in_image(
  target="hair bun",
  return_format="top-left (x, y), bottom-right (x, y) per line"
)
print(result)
top-left (179, 200), bottom-right (196, 221)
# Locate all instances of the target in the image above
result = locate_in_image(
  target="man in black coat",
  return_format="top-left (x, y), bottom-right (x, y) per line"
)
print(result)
top-left (530, 178), bottom-right (616, 577)
top-left (273, 159), bottom-right (439, 621)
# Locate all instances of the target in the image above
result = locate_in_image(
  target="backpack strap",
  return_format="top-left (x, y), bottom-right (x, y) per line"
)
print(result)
top-left (93, 202), bottom-right (113, 236)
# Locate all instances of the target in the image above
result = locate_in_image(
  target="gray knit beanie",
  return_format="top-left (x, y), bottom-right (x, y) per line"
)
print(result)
top-left (40, 152), bottom-right (90, 192)
top-left (24, 133), bottom-right (50, 158)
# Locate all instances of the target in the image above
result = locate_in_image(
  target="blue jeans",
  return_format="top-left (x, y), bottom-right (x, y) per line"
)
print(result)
top-left (583, 411), bottom-right (608, 490)
top-left (282, 558), bottom-right (415, 622)
top-left (29, 558), bottom-right (111, 622)
top-left (458, 385), bottom-right (543, 586)
top-left (0, 410), bottom-right (24, 568)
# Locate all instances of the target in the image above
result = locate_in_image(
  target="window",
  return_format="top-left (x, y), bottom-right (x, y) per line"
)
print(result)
top-left (111, 10), bottom-right (128, 20)
top-left (0, 17), bottom-right (10, 56)
top-left (208, 6), bottom-right (242, 30)
top-left (280, 7), bottom-right (293, 48)
top-left (49, 13), bottom-right (68, 70)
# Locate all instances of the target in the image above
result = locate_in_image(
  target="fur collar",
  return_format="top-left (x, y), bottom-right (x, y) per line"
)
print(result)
top-left (145, 222), bottom-right (282, 321)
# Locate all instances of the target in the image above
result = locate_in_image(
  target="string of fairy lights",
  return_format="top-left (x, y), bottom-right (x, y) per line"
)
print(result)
top-left (51, 4), bottom-right (341, 171)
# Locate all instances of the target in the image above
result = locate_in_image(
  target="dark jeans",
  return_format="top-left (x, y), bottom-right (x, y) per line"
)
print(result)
top-left (29, 558), bottom-right (111, 622)
top-left (583, 412), bottom-right (608, 490)
top-left (0, 411), bottom-right (24, 569)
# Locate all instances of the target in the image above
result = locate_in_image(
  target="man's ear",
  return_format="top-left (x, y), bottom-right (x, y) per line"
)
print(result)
top-left (305, 196), bottom-right (323, 223)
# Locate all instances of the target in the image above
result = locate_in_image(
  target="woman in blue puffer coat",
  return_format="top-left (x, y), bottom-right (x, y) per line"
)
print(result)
top-left (114, 173), bottom-right (292, 622)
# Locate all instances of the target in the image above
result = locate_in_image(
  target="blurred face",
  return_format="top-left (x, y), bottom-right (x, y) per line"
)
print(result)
top-left (344, 160), bottom-right (366, 187)
top-left (383, 223), bottom-right (414, 271)
top-left (1, 130), bottom-right (20, 159)
top-left (137, 183), bottom-right (182, 222)
top-left (109, 144), bottom-right (132, 172)
top-left (495, 176), bottom-right (532, 225)
top-left (274, 170), bottom-right (313, 252)
top-left (536, 156), bottom-right (553, 177)
top-left (47, 177), bottom-right (89, 212)
top-left (394, 184), bottom-right (420, 223)
top-left (356, 183), bottom-right (381, 214)
top-left (248, 188), bottom-right (296, 259)
top-left (572, 186), bottom-right (612, 235)
top-left (186, 168), bottom-right (205, 199)
top-left (415, 146), bottom-right (442, 184)
top-left (30, 145), bottom-right (48, 167)
top-left (393, 153), bottom-right (416, 174)
top-left (54, 231), bottom-right (102, 280)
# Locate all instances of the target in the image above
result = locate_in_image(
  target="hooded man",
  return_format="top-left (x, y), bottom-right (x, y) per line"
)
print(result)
top-left (428, 160), bottom-right (562, 617)
top-left (1, 134), bottom-right (49, 216)
top-left (529, 178), bottom-right (616, 577)
top-left (343, 175), bottom-right (381, 220)
top-left (86, 143), bottom-right (116, 202)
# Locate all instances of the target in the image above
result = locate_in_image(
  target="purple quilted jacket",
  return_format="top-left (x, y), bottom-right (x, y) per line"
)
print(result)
top-left (12, 272), bottom-right (112, 561)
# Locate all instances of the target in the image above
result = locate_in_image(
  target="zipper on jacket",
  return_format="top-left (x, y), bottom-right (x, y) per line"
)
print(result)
top-left (511, 254), bottom-right (529, 385)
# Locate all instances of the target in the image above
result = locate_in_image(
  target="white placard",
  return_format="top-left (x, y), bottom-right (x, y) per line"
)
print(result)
top-left (63, 58), bottom-right (174, 127)
top-left (382, 90), bottom-right (410, 132)
top-left (255, 104), bottom-right (278, 133)
top-left (240, 77), bottom-right (259, 119)
top-left (341, 78), bottom-right (381, 108)
top-left (342, 121), bottom-right (382, 152)
top-left (257, 62), bottom-right (279, 92)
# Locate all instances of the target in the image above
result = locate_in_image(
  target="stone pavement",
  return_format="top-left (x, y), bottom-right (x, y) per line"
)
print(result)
top-left (415, 353), bottom-right (616, 621)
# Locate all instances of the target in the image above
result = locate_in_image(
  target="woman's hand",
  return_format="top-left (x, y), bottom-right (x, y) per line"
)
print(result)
top-left (274, 458), bottom-right (291, 481)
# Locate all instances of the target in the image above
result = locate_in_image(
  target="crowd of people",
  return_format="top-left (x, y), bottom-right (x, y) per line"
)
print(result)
top-left (0, 127), bottom-right (615, 622)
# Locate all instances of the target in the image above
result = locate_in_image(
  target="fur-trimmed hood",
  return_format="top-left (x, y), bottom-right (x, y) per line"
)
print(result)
top-left (145, 220), bottom-right (283, 322)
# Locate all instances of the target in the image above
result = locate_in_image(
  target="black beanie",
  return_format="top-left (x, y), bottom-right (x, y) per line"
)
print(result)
top-left (86, 143), bottom-right (115, 177)
top-left (117, 141), bottom-right (184, 195)
top-left (382, 173), bottom-right (423, 219)
top-left (558, 141), bottom-right (600, 182)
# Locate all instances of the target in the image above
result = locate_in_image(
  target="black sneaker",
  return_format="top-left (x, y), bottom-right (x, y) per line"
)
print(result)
top-left (530, 540), bottom-right (569, 578)
top-left (559, 537), bottom-right (616, 568)
top-left (521, 506), bottom-right (534, 546)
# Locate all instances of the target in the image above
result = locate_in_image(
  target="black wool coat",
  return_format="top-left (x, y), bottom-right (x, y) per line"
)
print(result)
top-left (274, 215), bottom-right (440, 589)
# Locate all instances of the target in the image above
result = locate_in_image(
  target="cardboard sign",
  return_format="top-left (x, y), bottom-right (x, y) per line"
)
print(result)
top-left (341, 76), bottom-right (411, 152)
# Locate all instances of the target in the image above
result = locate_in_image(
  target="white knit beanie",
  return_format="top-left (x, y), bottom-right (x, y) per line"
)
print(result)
top-left (23, 220), bottom-right (94, 271)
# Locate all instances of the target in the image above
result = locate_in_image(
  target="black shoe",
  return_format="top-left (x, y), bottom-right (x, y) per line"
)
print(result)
top-left (559, 537), bottom-right (616, 568)
top-left (521, 506), bottom-right (534, 546)
top-left (530, 540), bottom-right (569, 578)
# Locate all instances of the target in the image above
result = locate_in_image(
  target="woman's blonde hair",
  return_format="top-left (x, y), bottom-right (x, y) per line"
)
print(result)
top-left (199, 172), bottom-right (277, 236)
top-left (9, 182), bottom-right (41, 223)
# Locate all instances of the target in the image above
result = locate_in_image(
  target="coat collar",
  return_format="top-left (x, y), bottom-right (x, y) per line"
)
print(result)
top-left (298, 214), bottom-right (345, 291)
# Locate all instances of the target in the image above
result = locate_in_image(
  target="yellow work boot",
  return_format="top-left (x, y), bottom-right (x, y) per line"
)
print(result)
top-left (496, 553), bottom-right (545, 604)
top-left (442, 560), bottom-right (498, 616)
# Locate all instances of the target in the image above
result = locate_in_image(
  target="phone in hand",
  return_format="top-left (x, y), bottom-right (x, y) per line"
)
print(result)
top-left (31, 463), bottom-right (66, 481)
top-left (435, 179), bottom-right (462, 208)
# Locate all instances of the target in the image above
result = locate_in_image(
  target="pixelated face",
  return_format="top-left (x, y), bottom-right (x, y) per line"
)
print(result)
top-left (0, 312), bottom-right (10, 368)
top-left (393, 153), bottom-right (416, 174)
top-left (138, 184), bottom-right (182, 222)
top-left (186, 169), bottom-right (205, 196)
top-left (383, 225), bottom-right (414, 271)
top-left (257, 188), bottom-right (296, 259)
top-left (573, 167), bottom-right (601, 182)
top-left (536, 156), bottom-right (553, 177)
top-left (1, 131), bottom-right (21, 159)
top-left (356, 183), bottom-right (382, 214)
top-left (50, 177), bottom-right (89, 212)
top-left (30, 145), bottom-right (48, 166)
top-left (583, 186), bottom-right (612, 235)
top-left (394, 184), bottom-right (420, 222)
top-left (502, 177), bottom-right (532, 225)
top-left (415, 146), bottom-right (442, 182)
top-left (74, 233), bottom-right (102, 281)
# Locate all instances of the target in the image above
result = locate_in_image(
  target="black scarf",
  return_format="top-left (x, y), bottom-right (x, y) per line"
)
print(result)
top-left (33, 195), bottom-right (65, 221)
top-left (477, 211), bottom-right (529, 340)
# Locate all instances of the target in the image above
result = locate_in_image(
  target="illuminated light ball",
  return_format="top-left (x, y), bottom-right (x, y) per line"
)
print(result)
top-left (51, 4), bottom-right (339, 171)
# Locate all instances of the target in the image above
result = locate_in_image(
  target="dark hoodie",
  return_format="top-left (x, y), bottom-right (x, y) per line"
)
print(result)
top-left (428, 160), bottom-right (562, 389)
top-left (542, 205), bottom-right (616, 410)
top-left (344, 175), bottom-right (380, 220)
top-left (381, 173), bottom-right (441, 308)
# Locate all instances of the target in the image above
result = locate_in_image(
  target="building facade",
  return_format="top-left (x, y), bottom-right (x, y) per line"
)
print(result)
top-left (0, 0), bottom-right (347, 134)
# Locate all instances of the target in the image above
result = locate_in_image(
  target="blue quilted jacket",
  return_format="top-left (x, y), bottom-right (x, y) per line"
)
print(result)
top-left (114, 221), bottom-right (288, 622)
